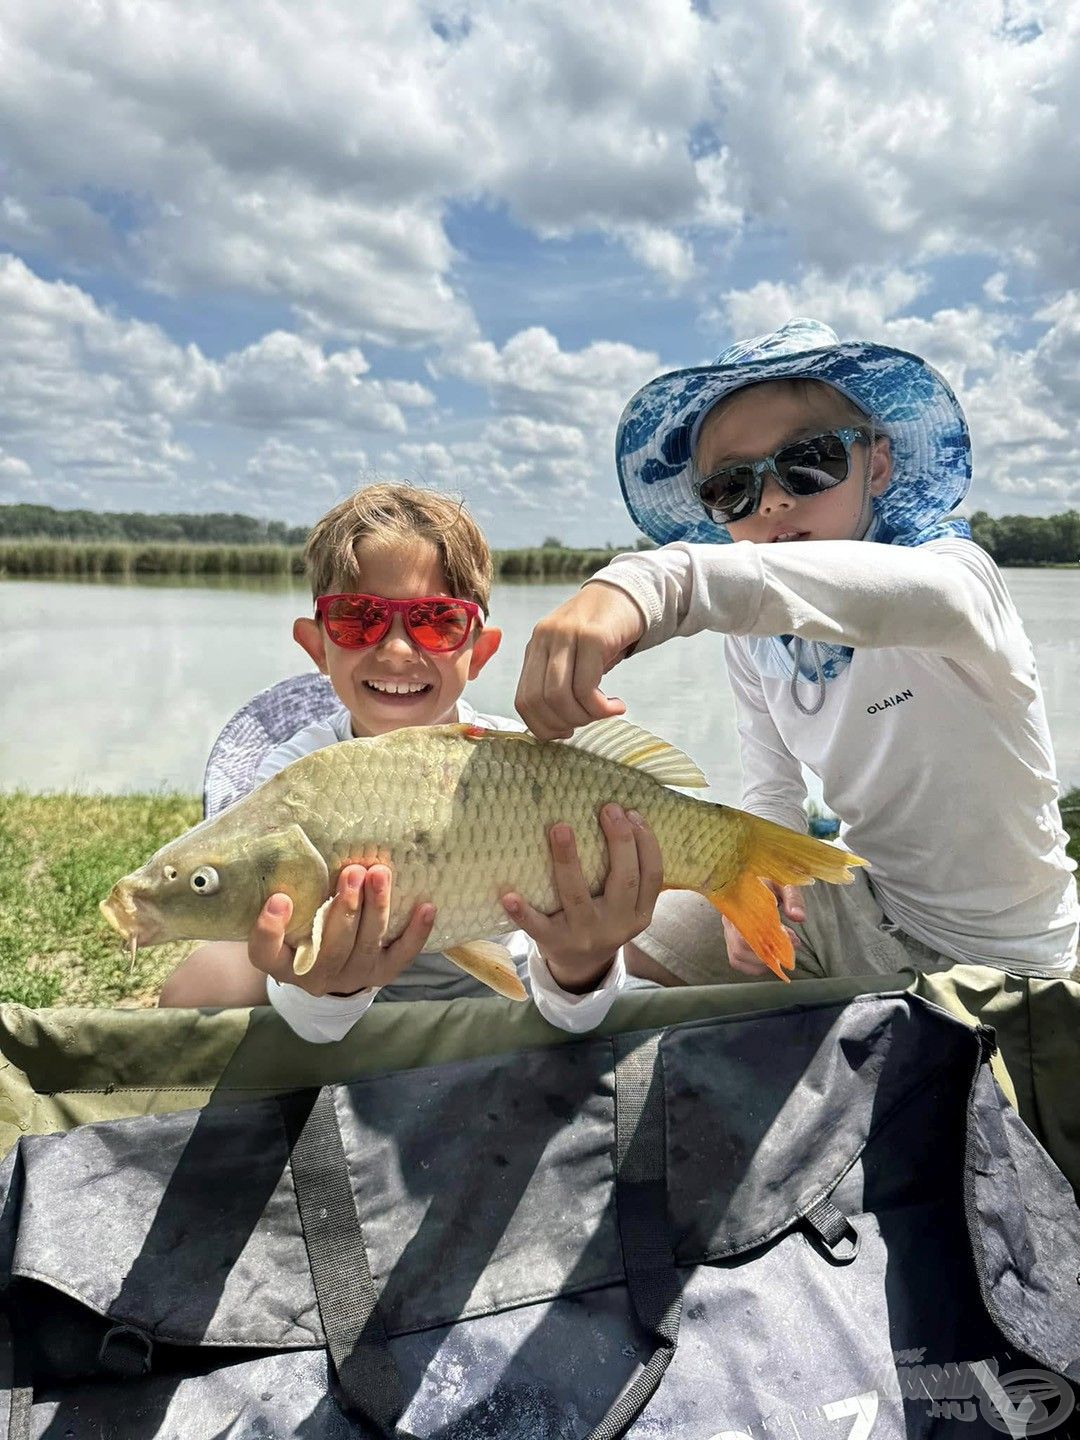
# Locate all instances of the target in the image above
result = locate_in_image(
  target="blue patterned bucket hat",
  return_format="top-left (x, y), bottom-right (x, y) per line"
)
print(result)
top-left (616, 317), bottom-right (972, 549)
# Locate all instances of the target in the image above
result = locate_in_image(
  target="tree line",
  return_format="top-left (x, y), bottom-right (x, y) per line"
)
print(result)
top-left (0, 504), bottom-right (309, 547)
top-left (0, 503), bottom-right (1076, 566)
top-left (967, 510), bottom-right (1079, 566)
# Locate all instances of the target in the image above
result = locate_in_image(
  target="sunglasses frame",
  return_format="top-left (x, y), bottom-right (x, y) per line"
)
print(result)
top-left (696, 426), bottom-right (873, 525)
top-left (314, 592), bottom-right (483, 653)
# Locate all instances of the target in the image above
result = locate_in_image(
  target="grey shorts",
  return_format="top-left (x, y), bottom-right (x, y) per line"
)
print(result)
top-left (634, 869), bottom-right (954, 985)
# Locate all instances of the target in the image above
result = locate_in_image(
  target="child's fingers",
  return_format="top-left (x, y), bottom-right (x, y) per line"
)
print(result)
top-left (248, 892), bottom-right (295, 979)
top-left (355, 864), bottom-right (393, 951)
top-left (722, 916), bottom-right (778, 978)
top-left (518, 634), bottom-right (614, 738)
top-left (547, 823), bottom-right (595, 928)
top-left (500, 890), bottom-right (557, 948)
top-left (516, 636), bottom-right (581, 739)
top-left (380, 902), bottom-right (437, 976)
top-left (598, 805), bottom-right (658, 936)
top-left (569, 641), bottom-right (617, 720)
top-left (727, 949), bottom-right (775, 977)
top-left (779, 884), bottom-right (806, 924)
top-left (308, 865), bottom-right (366, 974)
top-left (597, 804), bottom-right (638, 902)
top-left (627, 809), bottom-right (663, 922)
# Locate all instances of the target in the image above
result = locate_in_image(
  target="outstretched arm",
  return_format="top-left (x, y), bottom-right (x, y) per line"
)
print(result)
top-left (589, 537), bottom-right (1025, 672)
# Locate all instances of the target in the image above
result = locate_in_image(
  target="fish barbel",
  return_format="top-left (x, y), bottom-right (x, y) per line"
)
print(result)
top-left (100, 719), bottom-right (866, 995)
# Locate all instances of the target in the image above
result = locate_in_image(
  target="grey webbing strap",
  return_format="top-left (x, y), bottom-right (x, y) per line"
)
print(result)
top-left (282, 1089), bottom-right (419, 1440)
top-left (584, 1032), bottom-right (682, 1440)
top-left (803, 1195), bottom-right (860, 1264)
top-left (0, 1311), bottom-right (32, 1440)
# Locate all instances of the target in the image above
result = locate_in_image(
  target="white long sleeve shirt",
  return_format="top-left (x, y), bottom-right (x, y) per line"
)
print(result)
top-left (257, 697), bottom-right (626, 1040)
top-left (590, 537), bottom-right (1078, 976)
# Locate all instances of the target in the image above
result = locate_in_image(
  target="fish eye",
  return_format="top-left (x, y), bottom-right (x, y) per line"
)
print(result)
top-left (190, 865), bottom-right (220, 896)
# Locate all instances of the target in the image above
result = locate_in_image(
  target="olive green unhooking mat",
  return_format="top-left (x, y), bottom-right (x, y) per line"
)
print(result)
top-left (2, 964), bottom-right (1078, 1193)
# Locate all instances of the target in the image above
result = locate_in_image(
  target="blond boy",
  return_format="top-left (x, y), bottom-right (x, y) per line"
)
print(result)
top-left (160, 484), bottom-right (662, 1038)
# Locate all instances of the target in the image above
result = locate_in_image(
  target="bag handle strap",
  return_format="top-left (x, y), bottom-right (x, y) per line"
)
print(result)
top-left (285, 1037), bottom-right (681, 1440)
top-left (0, 1310), bottom-right (33, 1440)
top-left (583, 1031), bottom-right (683, 1440)
top-left (282, 1088), bottom-right (420, 1440)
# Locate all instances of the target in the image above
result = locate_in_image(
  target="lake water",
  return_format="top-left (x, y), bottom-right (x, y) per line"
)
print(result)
top-left (1, 570), bottom-right (1078, 800)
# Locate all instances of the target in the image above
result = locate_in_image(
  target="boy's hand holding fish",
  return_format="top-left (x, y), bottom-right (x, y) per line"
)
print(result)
top-left (515, 582), bottom-right (646, 741)
top-left (240, 802), bottom-right (662, 999)
top-left (502, 802), bottom-right (663, 993)
top-left (725, 882), bottom-right (806, 977)
top-left (246, 864), bottom-right (437, 998)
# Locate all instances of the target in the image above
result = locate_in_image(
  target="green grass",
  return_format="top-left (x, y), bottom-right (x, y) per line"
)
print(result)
top-left (0, 791), bottom-right (201, 1007)
top-left (1, 788), bottom-right (1078, 1009)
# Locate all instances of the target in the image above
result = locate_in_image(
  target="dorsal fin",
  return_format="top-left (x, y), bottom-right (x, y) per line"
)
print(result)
top-left (562, 717), bottom-right (708, 788)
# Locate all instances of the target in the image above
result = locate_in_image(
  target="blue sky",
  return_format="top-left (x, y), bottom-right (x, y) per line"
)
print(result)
top-left (0, 0), bottom-right (1076, 547)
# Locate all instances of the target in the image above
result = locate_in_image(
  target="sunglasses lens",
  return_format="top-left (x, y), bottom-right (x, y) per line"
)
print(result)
top-left (698, 465), bottom-right (757, 523)
top-left (776, 433), bottom-right (850, 493)
top-left (406, 601), bottom-right (473, 652)
top-left (324, 597), bottom-right (389, 648)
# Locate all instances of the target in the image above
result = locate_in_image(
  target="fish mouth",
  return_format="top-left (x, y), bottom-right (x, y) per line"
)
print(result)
top-left (100, 884), bottom-right (166, 950)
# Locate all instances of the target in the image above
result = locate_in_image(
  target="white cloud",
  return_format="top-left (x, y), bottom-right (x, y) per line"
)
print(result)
top-left (0, 254), bottom-right (442, 509)
top-left (1, 0), bottom-right (1076, 318)
top-left (621, 226), bottom-right (698, 287)
top-left (209, 333), bottom-right (434, 433)
top-left (0, 449), bottom-right (31, 480)
top-left (0, 2), bottom-right (1076, 532)
top-left (440, 325), bottom-right (660, 428)
top-left (704, 0), bottom-right (1078, 283)
top-left (983, 272), bottom-right (1010, 305)
top-left (386, 326), bottom-right (666, 540)
top-left (717, 269), bottom-right (929, 347)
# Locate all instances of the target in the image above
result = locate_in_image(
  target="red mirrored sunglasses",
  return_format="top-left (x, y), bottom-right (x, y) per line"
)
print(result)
top-left (314, 593), bottom-right (483, 653)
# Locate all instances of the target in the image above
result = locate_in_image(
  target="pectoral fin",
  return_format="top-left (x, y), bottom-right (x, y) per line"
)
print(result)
top-left (445, 941), bottom-right (528, 1002)
top-left (291, 895), bottom-right (334, 977)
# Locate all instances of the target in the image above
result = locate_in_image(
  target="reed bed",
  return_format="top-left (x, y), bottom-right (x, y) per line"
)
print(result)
top-left (492, 546), bottom-right (624, 578)
top-left (0, 539), bottom-right (305, 579)
top-left (0, 540), bottom-right (628, 581)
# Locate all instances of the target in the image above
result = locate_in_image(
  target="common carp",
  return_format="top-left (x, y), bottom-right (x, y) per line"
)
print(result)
top-left (101, 718), bottom-right (866, 993)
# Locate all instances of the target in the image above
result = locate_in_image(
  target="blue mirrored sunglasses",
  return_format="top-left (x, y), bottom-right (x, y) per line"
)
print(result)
top-left (696, 427), bottom-right (872, 526)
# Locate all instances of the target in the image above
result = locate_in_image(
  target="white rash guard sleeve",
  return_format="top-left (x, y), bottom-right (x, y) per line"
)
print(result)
top-left (593, 537), bottom-right (1027, 684)
top-left (265, 932), bottom-right (626, 1043)
top-left (265, 977), bottom-right (378, 1042)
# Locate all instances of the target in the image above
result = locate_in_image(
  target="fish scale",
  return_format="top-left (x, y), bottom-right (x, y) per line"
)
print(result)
top-left (101, 720), bottom-right (867, 987)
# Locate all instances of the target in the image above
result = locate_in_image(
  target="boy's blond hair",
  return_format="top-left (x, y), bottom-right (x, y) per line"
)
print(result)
top-left (698, 378), bottom-right (872, 445)
top-left (304, 483), bottom-right (493, 610)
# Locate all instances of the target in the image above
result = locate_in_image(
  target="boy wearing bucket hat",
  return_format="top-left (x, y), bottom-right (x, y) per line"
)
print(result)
top-left (515, 319), bottom-right (1078, 982)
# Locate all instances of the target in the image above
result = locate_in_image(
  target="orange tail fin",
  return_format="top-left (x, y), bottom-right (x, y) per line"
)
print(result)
top-left (703, 816), bottom-right (867, 982)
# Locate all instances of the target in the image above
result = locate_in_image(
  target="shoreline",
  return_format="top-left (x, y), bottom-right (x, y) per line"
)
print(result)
top-left (0, 540), bottom-right (634, 583)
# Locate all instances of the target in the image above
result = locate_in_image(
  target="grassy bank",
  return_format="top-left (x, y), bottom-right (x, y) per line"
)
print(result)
top-left (0, 539), bottom-right (627, 581)
top-left (0, 792), bottom-right (201, 1007)
top-left (1, 788), bottom-right (1078, 1009)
